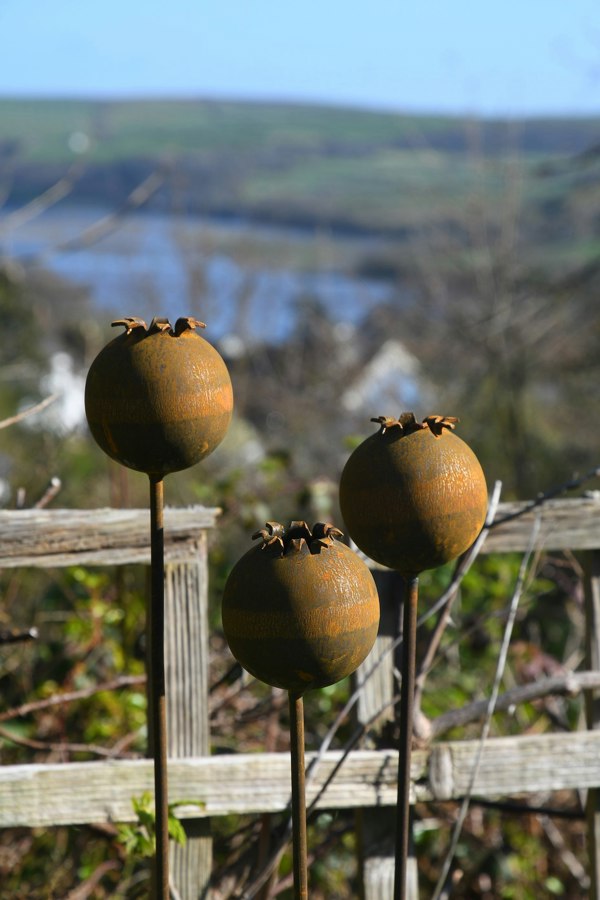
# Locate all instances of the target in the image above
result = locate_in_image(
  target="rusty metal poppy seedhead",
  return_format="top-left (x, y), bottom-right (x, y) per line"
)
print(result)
top-left (85, 316), bottom-right (234, 476)
top-left (339, 412), bottom-right (488, 576)
top-left (222, 521), bottom-right (380, 693)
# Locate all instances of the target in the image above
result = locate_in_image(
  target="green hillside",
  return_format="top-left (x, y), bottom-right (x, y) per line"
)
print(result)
top-left (1, 97), bottom-right (598, 161)
top-left (0, 97), bottom-right (598, 245)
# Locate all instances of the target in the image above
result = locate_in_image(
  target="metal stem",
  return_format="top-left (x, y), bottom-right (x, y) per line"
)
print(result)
top-left (394, 575), bottom-right (419, 900)
top-left (288, 691), bottom-right (308, 900)
top-left (149, 475), bottom-right (169, 900)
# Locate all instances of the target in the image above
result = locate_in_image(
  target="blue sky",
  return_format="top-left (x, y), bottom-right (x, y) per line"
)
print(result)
top-left (1, 0), bottom-right (598, 117)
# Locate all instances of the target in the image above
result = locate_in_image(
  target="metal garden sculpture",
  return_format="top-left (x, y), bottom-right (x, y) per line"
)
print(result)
top-left (85, 315), bottom-right (233, 898)
top-left (339, 412), bottom-right (487, 898)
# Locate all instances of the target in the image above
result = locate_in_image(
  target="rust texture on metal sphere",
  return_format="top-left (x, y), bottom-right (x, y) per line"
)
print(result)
top-left (85, 316), bottom-right (233, 476)
top-left (339, 412), bottom-right (488, 576)
top-left (222, 521), bottom-right (380, 694)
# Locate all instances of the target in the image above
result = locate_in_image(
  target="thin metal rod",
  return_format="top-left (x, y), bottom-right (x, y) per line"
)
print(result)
top-left (149, 474), bottom-right (169, 900)
top-left (288, 691), bottom-right (308, 900)
top-left (394, 575), bottom-right (419, 900)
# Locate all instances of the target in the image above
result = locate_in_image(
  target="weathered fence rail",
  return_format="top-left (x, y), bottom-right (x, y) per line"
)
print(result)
top-left (0, 495), bottom-right (596, 563)
top-left (0, 506), bottom-right (218, 567)
top-left (1, 496), bottom-right (599, 898)
top-left (3, 730), bottom-right (600, 827)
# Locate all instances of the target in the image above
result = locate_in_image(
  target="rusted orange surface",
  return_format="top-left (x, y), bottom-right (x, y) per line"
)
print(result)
top-left (85, 316), bottom-right (233, 475)
top-left (339, 413), bottom-right (488, 575)
top-left (222, 522), bottom-right (380, 693)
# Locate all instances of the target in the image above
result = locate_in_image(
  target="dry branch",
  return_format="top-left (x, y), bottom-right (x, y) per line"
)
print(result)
top-left (0, 394), bottom-right (58, 430)
top-left (26, 166), bottom-right (168, 266)
top-left (0, 674), bottom-right (146, 724)
top-left (0, 724), bottom-right (140, 760)
top-left (429, 669), bottom-right (600, 739)
top-left (0, 162), bottom-right (86, 234)
top-left (64, 860), bottom-right (120, 900)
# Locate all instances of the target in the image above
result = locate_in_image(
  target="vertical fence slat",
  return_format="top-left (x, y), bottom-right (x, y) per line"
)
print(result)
top-left (165, 531), bottom-right (212, 899)
top-left (355, 570), bottom-right (418, 900)
top-left (585, 549), bottom-right (600, 900)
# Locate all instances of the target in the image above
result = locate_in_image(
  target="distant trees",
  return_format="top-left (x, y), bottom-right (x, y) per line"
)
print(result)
top-left (351, 141), bottom-right (600, 498)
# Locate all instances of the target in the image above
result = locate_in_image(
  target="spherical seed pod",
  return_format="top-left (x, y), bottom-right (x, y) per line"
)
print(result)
top-left (222, 521), bottom-right (380, 694)
top-left (339, 413), bottom-right (488, 576)
top-left (85, 316), bottom-right (233, 476)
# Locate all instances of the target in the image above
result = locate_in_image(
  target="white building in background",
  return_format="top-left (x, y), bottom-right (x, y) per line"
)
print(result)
top-left (342, 339), bottom-right (426, 418)
top-left (22, 352), bottom-right (86, 435)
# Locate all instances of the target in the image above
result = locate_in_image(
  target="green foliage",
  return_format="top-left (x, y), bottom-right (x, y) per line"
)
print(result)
top-left (116, 792), bottom-right (189, 859)
top-left (0, 560), bottom-right (148, 767)
top-left (418, 552), bottom-right (574, 733)
top-left (0, 271), bottom-right (44, 371)
top-left (414, 801), bottom-right (585, 898)
top-left (116, 794), bottom-right (156, 859)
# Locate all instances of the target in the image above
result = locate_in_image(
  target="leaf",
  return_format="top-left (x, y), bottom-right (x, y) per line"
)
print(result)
top-left (168, 816), bottom-right (187, 847)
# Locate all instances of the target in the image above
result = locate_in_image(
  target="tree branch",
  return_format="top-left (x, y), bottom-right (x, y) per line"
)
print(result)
top-left (64, 860), bottom-right (120, 900)
top-left (0, 723), bottom-right (141, 759)
top-left (0, 162), bottom-right (86, 234)
top-left (0, 393), bottom-right (58, 430)
top-left (0, 673), bottom-right (146, 723)
top-left (429, 669), bottom-right (600, 739)
top-left (25, 166), bottom-right (168, 266)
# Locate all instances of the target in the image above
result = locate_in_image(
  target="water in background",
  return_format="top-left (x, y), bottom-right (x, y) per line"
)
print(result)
top-left (2, 205), bottom-right (398, 344)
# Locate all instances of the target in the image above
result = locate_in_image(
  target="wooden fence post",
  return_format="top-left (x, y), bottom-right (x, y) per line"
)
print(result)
top-left (355, 569), bottom-right (418, 900)
top-left (585, 548), bottom-right (600, 900)
top-left (165, 532), bottom-right (212, 899)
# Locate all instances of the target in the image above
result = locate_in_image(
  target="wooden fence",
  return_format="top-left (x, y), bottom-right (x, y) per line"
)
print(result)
top-left (1, 496), bottom-right (600, 898)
